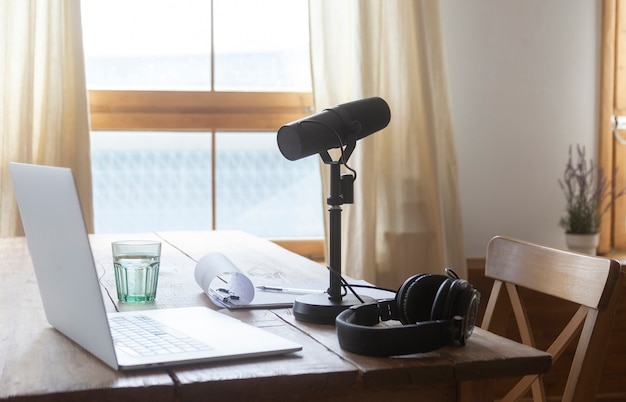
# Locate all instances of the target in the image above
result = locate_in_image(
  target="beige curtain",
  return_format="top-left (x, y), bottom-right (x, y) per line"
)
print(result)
top-left (309, 0), bottom-right (466, 289)
top-left (0, 0), bottom-right (93, 236)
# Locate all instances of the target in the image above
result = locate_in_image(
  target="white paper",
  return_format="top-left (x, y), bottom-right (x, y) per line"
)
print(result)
top-left (194, 253), bottom-right (255, 307)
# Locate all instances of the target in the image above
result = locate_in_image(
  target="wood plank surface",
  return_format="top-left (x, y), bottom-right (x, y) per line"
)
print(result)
top-left (150, 231), bottom-right (363, 400)
top-left (152, 231), bottom-right (550, 400)
top-left (90, 232), bottom-right (213, 313)
top-left (155, 230), bottom-right (331, 289)
top-left (0, 237), bottom-right (175, 402)
top-left (274, 311), bottom-right (551, 386)
top-left (91, 231), bottom-right (359, 400)
top-left (1, 231), bottom-right (552, 402)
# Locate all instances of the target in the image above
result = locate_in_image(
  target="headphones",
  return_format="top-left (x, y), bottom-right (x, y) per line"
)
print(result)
top-left (335, 269), bottom-right (480, 356)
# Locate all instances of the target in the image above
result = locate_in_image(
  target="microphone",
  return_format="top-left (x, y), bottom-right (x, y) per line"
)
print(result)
top-left (277, 97), bottom-right (391, 161)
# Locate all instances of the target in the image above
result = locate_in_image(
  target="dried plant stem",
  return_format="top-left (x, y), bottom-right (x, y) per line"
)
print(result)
top-left (559, 145), bottom-right (624, 234)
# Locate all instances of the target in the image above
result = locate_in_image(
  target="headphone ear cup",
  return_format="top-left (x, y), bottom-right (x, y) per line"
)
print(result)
top-left (397, 274), bottom-right (448, 324)
top-left (430, 278), bottom-right (454, 320)
top-left (395, 274), bottom-right (424, 324)
top-left (431, 278), bottom-right (472, 321)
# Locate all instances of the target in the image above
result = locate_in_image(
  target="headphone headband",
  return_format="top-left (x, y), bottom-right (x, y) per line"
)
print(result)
top-left (336, 300), bottom-right (459, 356)
top-left (335, 273), bottom-right (480, 357)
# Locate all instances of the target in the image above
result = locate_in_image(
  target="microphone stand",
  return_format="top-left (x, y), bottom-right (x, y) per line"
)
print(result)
top-left (326, 160), bottom-right (344, 302)
top-left (292, 146), bottom-right (374, 324)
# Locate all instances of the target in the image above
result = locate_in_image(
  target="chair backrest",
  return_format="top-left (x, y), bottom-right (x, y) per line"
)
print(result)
top-left (481, 236), bottom-right (623, 402)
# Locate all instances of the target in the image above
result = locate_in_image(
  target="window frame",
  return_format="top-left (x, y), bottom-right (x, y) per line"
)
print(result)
top-left (88, 90), bottom-right (313, 131)
top-left (88, 89), bottom-right (325, 261)
top-left (600, 1), bottom-right (624, 253)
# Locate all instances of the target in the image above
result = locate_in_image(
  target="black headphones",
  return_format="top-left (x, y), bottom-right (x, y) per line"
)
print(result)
top-left (335, 269), bottom-right (480, 356)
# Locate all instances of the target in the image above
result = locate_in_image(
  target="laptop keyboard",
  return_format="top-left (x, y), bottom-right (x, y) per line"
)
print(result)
top-left (109, 315), bottom-right (213, 357)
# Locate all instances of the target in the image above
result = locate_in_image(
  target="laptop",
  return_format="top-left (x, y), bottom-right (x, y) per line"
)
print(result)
top-left (9, 162), bottom-right (302, 371)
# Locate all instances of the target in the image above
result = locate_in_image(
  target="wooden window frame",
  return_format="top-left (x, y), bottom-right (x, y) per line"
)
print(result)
top-left (88, 90), bottom-right (313, 131)
top-left (88, 89), bottom-right (325, 261)
top-left (599, 0), bottom-right (626, 254)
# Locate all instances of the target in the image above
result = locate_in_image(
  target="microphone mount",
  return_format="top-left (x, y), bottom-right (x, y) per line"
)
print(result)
top-left (278, 96), bottom-right (390, 324)
top-left (292, 130), bottom-right (375, 325)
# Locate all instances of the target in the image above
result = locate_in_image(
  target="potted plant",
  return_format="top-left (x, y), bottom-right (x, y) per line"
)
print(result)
top-left (559, 144), bottom-right (624, 254)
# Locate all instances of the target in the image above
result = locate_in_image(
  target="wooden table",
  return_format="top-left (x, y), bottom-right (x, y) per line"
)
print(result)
top-left (0, 231), bottom-right (551, 401)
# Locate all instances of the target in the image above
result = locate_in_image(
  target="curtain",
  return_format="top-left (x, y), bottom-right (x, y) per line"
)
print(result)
top-left (309, 0), bottom-right (466, 289)
top-left (0, 0), bottom-right (93, 236)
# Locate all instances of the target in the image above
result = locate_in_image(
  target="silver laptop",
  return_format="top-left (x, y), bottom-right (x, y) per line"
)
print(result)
top-left (9, 162), bottom-right (301, 371)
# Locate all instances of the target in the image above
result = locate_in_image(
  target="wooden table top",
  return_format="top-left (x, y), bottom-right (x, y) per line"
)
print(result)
top-left (0, 231), bottom-right (551, 401)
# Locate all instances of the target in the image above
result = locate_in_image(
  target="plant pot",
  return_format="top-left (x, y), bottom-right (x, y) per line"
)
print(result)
top-left (565, 233), bottom-right (600, 255)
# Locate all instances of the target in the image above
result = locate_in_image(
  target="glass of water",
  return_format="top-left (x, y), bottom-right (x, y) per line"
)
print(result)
top-left (112, 240), bottom-right (161, 303)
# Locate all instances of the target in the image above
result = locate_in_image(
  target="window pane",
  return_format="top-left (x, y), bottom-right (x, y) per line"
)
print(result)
top-left (215, 132), bottom-right (323, 237)
top-left (91, 131), bottom-right (213, 232)
top-left (81, 0), bottom-right (212, 89)
top-left (213, 0), bottom-right (311, 91)
top-left (91, 131), bottom-right (324, 238)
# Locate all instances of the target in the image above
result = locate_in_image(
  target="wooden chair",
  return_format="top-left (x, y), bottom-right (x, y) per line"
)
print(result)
top-left (481, 236), bottom-right (623, 402)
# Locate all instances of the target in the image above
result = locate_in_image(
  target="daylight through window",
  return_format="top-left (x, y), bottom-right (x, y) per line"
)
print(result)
top-left (81, 0), bottom-right (323, 241)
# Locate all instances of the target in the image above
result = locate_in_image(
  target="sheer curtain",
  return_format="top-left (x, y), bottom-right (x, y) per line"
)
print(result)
top-left (0, 0), bottom-right (93, 236)
top-left (309, 0), bottom-right (466, 289)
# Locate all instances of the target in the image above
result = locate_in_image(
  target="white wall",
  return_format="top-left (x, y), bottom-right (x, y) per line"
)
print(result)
top-left (439, 0), bottom-right (601, 257)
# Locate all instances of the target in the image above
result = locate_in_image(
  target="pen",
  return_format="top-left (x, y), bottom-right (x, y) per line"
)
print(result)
top-left (256, 285), bottom-right (325, 294)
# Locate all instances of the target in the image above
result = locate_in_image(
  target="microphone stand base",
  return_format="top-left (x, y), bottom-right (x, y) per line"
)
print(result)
top-left (293, 293), bottom-right (375, 325)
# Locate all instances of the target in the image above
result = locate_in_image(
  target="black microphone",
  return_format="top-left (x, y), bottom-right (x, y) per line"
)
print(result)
top-left (277, 97), bottom-right (391, 161)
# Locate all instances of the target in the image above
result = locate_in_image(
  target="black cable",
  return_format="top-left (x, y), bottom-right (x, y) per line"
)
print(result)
top-left (295, 118), bottom-right (397, 302)
top-left (344, 283), bottom-right (396, 294)
top-left (325, 264), bottom-right (360, 301)
top-left (325, 265), bottom-right (397, 304)
top-left (445, 267), bottom-right (460, 279)
top-left (339, 272), bottom-right (365, 303)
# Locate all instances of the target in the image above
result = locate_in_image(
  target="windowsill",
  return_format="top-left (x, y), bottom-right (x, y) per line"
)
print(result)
top-left (603, 250), bottom-right (626, 265)
top-left (271, 238), bottom-right (325, 263)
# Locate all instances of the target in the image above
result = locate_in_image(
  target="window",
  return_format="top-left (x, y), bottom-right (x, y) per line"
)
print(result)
top-left (81, 0), bottom-right (324, 258)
